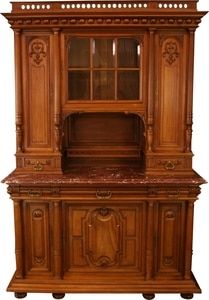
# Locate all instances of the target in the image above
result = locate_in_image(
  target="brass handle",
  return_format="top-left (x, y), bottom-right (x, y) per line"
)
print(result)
top-left (33, 161), bottom-right (43, 171)
top-left (164, 161), bottom-right (175, 170)
top-left (96, 190), bottom-right (112, 200)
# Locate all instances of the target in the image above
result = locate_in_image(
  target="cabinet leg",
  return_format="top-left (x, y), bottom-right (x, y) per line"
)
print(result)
top-left (14, 292), bottom-right (27, 299)
top-left (180, 293), bottom-right (193, 299)
top-left (142, 294), bottom-right (155, 300)
top-left (52, 293), bottom-right (65, 299)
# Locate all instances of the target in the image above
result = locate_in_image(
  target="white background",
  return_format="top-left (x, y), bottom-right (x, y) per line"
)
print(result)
top-left (0, 1), bottom-right (209, 299)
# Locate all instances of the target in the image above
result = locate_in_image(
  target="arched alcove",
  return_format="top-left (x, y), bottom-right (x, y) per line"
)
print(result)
top-left (61, 112), bottom-right (145, 172)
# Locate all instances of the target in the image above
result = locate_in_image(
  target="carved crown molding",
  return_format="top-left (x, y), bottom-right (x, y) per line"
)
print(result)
top-left (5, 14), bottom-right (204, 29)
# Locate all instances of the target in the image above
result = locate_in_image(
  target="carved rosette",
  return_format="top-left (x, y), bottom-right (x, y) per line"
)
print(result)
top-left (87, 208), bottom-right (121, 267)
top-left (163, 39), bottom-right (179, 65)
top-left (29, 39), bottom-right (47, 66)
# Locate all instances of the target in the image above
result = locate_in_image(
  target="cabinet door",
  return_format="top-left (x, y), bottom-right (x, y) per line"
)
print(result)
top-left (154, 202), bottom-right (186, 278)
top-left (63, 203), bottom-right (145, 275)
top-left (23, 202), bottom-right (52, 276)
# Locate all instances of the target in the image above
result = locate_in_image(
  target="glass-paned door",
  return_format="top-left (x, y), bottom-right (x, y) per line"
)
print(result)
top-left (68, 37), bottom-right (141, 101)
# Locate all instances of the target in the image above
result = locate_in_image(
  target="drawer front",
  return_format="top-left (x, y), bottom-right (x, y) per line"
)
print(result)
top-left (63, 202), bottom-right (146, 274)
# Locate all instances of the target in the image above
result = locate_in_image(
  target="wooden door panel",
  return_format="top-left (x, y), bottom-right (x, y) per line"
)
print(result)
top-left (154, 33), bottom-right (186, 151)
top-left (155, 202), bottom-right (185, 278)
top-left (23, 35), bottom-right (52, 150)
top-left (23, 202), bottom-right (52, 275)
top-left (64, 204), bottom-right (145, 273)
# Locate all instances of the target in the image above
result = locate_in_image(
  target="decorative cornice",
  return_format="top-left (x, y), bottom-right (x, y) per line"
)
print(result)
top-left (4, 13), bottom-right (204, 29)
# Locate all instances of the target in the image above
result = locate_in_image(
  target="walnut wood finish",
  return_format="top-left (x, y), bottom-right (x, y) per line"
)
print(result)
top-left (2, 0), bottom-right (206, 298)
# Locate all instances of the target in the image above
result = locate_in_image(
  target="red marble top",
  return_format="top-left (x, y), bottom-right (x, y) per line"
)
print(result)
top-left (2, 167), bottom-right (206, 186)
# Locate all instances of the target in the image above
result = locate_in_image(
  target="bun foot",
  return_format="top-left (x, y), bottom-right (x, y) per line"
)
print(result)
top-left (181, 294), bottom-right (193, 299)
top-left (14, 293), bottom-right (27, 299)
top-left (52, 293), bottom-right (65, 299)
top-left (142, 294), bottom-right (155, 300)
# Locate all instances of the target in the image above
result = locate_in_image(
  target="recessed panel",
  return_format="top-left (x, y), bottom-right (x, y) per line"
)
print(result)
top-left (69, 113), bottom-right (139, 145)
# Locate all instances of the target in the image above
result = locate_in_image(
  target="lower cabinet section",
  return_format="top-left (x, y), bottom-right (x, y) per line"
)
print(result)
top-left (8, 192), bottom-right (201, 297)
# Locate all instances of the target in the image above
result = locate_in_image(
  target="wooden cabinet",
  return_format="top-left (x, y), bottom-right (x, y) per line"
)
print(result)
top-left (2, 1), bottom-right (206, 299)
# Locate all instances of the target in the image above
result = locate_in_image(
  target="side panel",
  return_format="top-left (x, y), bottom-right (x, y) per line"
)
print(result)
top-left (23, 201), bottom-right (52, 275)
top-left (154, 202), bottom-right (186, 278)
top-left (154, 33), bottom-right (186, 152)
top-left (22, 34), bottom-right (52, 150)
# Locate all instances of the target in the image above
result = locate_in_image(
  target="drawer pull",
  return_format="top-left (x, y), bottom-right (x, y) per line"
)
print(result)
top-left (96, 190), bottom-right (112, 200)
top-left (164, 161), bottom-right (175, 170)
top-left (33, 161), bottom-right (43, 171)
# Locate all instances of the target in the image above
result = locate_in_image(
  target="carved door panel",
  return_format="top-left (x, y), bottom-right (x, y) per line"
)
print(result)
top-left (23, 34), bottom-right (52, 151)
top-left (63, 203), bottom-right (145, 274)
top-left (23, 201), bottom-right (52, 276)
top-left (154, 202), bottom-right (186, 278)
top-left (154, 33), bottom-right (187, 152)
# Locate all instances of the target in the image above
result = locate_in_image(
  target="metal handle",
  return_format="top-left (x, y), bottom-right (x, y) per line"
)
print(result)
top-left (164, 161), bottom-right (175, 170)
top-left (96, 190), bottom-right (112, 200)
top-left (33, 161), bottom-right (43, 171)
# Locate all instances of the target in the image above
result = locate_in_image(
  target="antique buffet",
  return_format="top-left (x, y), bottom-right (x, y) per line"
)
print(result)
top-left (2, 0), bottom-right (206, 299)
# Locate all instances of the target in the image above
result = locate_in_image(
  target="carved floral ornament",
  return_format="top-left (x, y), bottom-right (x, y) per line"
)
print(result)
top-left (163, 40), bottom-right (179, 65)
top-left (29, 39), bottom-right (47, 65)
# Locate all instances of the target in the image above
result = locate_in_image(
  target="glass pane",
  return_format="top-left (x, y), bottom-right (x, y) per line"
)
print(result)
top-left (118, 71), bottom-right (139, 100)
top-left (118, 38), bottom-right (140, 68)
top-left (93, 39), bottom-right (115, 68)
top-left (68, 38), bottom-right (90, 68)
top-left (93, 71), bottom-right (115, 100)
top-left (68, 71), bottom-right (90, 100)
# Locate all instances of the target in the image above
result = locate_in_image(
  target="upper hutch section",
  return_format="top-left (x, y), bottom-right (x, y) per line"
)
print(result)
top-left (3, 0), bottom-right (206, 175)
